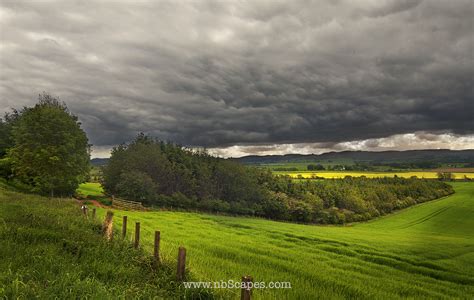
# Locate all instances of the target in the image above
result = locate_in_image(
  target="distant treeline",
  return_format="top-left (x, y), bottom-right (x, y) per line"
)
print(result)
top-left (307, 162), bottom-right (451, 171)
top-left (102, 134), bottom-right (454, 224)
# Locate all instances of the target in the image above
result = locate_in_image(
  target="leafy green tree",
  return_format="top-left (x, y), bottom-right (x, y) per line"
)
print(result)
top-left (116, 171), bottom-right (157, 205)
top-left (8, 93), bottom-right (90, 196)
top-left (437, 172), bottom-right (455, 181)
top-left (0, 110), bottom-right (22, 158)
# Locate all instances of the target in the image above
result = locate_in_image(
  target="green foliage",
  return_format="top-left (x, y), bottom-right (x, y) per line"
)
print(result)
top-left (102, 133), bottom-right (267, 213)
top-left (6, 93), bottom-right (90, 196)
top-left (0, 110), bottom-right (21, 158)
top-left (102, 134), bottom-right (453, 225)
top-left (437, 172), bottom-right (455, 181)
top-left (307, 164), bottom-right (325, 170)
top-left (0, 157), bottom-right (13, 178)
top-left (116, 171), bottom-right (157, 204)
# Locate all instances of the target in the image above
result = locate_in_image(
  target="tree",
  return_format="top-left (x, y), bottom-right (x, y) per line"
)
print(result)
top-left (8, 93), bottom-right (90, 196)
top-left (0, 109), bottom-right (22, 158)
top-left (307, 164), bottom-right (325, 171)
top-left (116, 171), bottom-right (157, 205)
top-left (437, 172), bottom-right (455, 181)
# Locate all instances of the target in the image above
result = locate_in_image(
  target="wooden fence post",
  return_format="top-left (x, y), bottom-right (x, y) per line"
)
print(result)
top-left (241, 275), bottom-right (253, 300)
top-left (134, 222), bottom-right (140, 249)
top-left (92, 208), bottom-right (96, 219)
top-left (176, 247), bottom-right (186, 281)
top-left (153, 231), bottom-right (160, 263)
top-left (154, 231), bottom-right (161, 263)
top-left (81, 205), bottom-right (88, 216)
top-left (102, 211), bottom-right (114, 241)
top-left (122, 216), bottom-right (128, 239)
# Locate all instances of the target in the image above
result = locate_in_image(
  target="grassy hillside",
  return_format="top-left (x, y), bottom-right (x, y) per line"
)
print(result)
top-left (94, 182), bottom-right (474, 299)
top-left (0, 183), bottom-right (209, 299)
top-left (77, 182), bottom-right (104, 197)
top-left (2, 182), bottom-right (473, 299)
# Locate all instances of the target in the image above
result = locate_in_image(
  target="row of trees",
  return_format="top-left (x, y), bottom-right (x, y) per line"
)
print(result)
top-left (263, 176), bottom-right (453, 223)
top-left (307, 161), bottom-right (443, 171)
top-left (0, 94), bottom-right (90, 196)
top-left (103, 134), bottom-right (454, 224)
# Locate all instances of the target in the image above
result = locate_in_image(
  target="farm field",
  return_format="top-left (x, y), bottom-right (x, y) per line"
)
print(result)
top-left (274, 170), bottom-right (474, 179)
top-left (94, 182), bottom-right (474, 299)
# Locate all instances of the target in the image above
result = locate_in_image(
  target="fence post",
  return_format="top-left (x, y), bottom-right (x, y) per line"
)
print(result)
top-left (134, 222), bottom-right (140, 249)
top-left (122, 216), bottom-right (128, 239)
top-left (176, 247), bottom-right (186, 281)
top-left (92, 208), bottom-right (96, 219)
top-left (102, 211), bottom-right (114, 241)
top-left (241, 275), bottom-right (253, 300)
top-left (154, 231), bottom-right (161, 263)
top-left (81, 205), bottom-right (88, 216)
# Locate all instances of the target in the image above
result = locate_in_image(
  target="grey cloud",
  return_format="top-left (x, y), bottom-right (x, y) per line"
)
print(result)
top-left (0, 0), bottom-right (473, 151)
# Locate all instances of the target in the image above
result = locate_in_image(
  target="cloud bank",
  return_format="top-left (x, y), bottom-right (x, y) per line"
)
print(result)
top-left (1, 0), bottom-right (473, 157)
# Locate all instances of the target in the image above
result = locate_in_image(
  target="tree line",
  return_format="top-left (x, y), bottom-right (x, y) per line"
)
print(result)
top-left (102, 134), bottom-right (454, 224)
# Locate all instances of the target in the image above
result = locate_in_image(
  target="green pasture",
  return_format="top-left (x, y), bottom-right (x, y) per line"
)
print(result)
top-left (258, 159), bottom-right (355, 170)
top-left (93, 182), bottom-right (474, 299)
top-left (77, 182), bottom-right (104, 197)
top-left (0, 183), bottom-right (207, 299)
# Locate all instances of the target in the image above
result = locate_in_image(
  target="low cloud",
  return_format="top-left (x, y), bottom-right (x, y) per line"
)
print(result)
top-left (208, 132), bottom-right (474, 158)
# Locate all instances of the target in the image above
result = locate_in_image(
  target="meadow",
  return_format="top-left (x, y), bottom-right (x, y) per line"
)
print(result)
top-left (77, 182), bottom-right (104, 197)
top-left (274, 170), bottom-right (474, 179)
top-left (0, 182), bottom-right (209, 299)
top-left (93, 182), bottom-right (474, 299)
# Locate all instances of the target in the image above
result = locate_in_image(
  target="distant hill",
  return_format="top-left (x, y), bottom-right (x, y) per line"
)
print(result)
top-left (233, 149), bottom-right (474, 164)
top-left (93, 149), bottom-right (474, 166)
top-left (90, 158), bottom-right (109, 166)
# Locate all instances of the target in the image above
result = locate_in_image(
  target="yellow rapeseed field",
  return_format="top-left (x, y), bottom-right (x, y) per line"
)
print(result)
top-left (274, 171), bottom-right (474, 179)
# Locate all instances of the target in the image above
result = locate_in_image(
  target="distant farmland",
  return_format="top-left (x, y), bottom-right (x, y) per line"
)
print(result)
top-left (274, 171), bottom-right (474, 179)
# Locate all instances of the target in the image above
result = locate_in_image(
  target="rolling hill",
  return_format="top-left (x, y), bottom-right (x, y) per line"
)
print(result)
top-left (94, 182), bottom-right (474, 299)
top-left (234, 149), bottom-right (474, 164)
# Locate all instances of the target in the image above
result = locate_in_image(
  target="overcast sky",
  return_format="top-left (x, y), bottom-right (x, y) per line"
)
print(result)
top-left (1, 0), bottom-right (473, 158)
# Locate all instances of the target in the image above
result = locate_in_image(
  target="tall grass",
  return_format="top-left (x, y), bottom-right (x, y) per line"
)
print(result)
top-left (0, 185), bottom-right (211, 299)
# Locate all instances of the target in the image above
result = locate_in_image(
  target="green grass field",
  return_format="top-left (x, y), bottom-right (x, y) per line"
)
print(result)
top-left (76, 182), bottom-right (104, 197)
top-left (274, 170), bottom-right (474, 179)
top-left (2, 181), bottom-right (473, 298)
top-left (0, 182), bottom-right (209, 299)
top-left (92, 182), bottom-right (474, 299)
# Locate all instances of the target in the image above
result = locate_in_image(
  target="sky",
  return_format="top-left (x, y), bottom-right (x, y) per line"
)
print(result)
top-left (0, 0), bottom-right (473, 158)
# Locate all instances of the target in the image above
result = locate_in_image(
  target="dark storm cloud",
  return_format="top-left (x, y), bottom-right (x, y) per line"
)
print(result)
top-left (1, 0), bottom-right (473, 156)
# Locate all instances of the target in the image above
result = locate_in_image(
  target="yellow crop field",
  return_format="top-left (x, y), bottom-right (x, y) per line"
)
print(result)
top-left (274, 171), bottom-right (474, 179)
